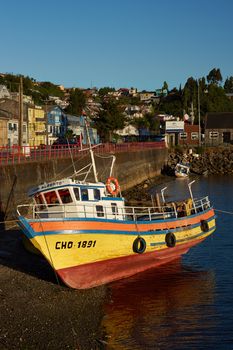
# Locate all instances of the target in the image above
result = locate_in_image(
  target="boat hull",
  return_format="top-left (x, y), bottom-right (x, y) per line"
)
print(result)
top-left (57, 237), bottom-right (206, 289)
top-left (18, 208), bottom-right (216, 289)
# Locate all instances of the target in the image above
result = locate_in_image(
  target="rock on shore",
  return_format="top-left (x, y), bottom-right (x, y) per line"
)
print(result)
top-left (165, 147), bottom-right (233, 175)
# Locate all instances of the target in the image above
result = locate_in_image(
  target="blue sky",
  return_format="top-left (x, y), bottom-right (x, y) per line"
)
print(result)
top-left (1, 0), bottom-right (233, 91)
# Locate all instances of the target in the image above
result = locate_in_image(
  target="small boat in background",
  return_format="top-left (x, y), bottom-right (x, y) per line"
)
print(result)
top-left (175, 163), bottom-right (190, 178)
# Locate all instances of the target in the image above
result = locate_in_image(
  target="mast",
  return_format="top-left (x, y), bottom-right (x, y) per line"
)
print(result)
top-left (84, 116), bottom-right (98, 183)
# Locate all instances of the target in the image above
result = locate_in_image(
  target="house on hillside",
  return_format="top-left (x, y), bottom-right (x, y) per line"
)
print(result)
top-left (0, 85), bottom-right (10, 99)
top-left (139, 91), bottom-right (156, 103)
top-left (205, 112), bottom-right (233, 146)
top-left (44, 105), bottom-right (66, 144)
top-left (179, 124), bottom-right (200, 146)
top-left (0, 98), bottom-right (28, 146)
top-left (28, 106), bottom-right (46, 146)
top-left (0, 109), bottom-right (10, 146)
top-left (63, 114), bottom-right (99, 145)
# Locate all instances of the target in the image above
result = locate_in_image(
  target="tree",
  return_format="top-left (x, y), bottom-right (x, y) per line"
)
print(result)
top-left (202, 84), bottom-right (233, 113)
top-left (93, 99), bottom-right (125, 142)
top-left (182, 77), bottom-right (198, 111)
top-left (162, 81), bottom-right (168, 92)
top-left (98, 87), bottom-right (115, 98)
top-left (66, 89), bottom-right (86, 115)
top-left (159, 89), bottom-right (183, 117)
top-left (224, 76), bottom-right (233, 93)
top-left (206, 68), bottom-right (222, 85)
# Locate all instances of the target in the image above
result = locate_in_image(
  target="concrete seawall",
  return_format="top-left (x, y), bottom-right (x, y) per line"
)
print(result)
top-left (0, 148), bottom-right (168, 214)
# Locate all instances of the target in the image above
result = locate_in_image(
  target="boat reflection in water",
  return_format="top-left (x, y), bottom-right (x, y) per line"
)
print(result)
top-left (103, 260), bottom-right (215, 350)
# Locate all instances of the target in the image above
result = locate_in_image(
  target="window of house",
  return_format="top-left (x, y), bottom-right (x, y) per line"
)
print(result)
top-left (23, 125), bottom-right (26, 132)
top-left (74, 188), bottom-right (80, 201)
top-left (96, 205), bottom-right (104, 217)
top-left (81, 188), bottom-right (89, 201)
top-left (94, 189), bottom-right (100, 200)
top-left (191, 132), bottom-right (199, 140)
top-left (44, 191), bottom-right (59, 205)
top-left (13, 123), bottom-right (17, 131)
top-left (209, 131), bottom-right (219, 139)
top-left (58, 188), bottom-right (72, 204)
top-left (179, 132), bottom-right (187, 139)
top-left (8, 123), bottom-right (12, 131)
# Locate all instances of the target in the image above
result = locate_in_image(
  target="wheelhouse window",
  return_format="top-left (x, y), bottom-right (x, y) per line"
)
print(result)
top-left (74, 188), bottom-right (80, 201)
top-left (94, 188), bottom-right (100, 200)
top-left (111, 203), bottom-right (118, 214)
top-left (96, 205), bottom-right (104, 217)
top-left (35, 194), bottom-right (44, 204)
top-left (58, 188), bottom-right (73, 204)
top-left (34, 194), bottom-right (45, 209)
top-left (44, 191), bottom-right (59, 205)
top-left (81, 188), bottom-right (89, 201)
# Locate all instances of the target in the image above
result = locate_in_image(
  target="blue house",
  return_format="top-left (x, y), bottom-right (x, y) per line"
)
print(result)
top-left (45, 105), bottom-right (67, 144)
top-left (65, 114), bottom-right (99, 145)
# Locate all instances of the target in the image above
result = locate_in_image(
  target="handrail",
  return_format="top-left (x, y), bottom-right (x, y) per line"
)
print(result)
top-left (17, 196), bottom-right (211, 222)
top-left (0, 142), bottom-right (166, 166)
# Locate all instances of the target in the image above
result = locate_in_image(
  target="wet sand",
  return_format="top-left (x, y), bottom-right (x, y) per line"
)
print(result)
top-left (0, 228), bottom-right (108, 350)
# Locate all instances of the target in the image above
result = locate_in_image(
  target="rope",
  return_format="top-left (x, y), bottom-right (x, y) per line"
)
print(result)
top-left (0, 219), bottom-right (19, 225)
top-left (214, 208), bottom-right (233, 215)
top-left (37, 218), bottom-right (61, 286)
top-left (95, 153), bottom-right (114, 159)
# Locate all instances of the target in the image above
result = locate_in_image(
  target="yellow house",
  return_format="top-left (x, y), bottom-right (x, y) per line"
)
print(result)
top-left (0, 115), bottom-right (9, 146)
top-left (28, 106), bottom-right (46, 146)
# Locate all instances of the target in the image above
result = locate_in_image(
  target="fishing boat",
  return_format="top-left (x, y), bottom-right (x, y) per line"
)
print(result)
top-left (17, 140), bottom-right (216, 289)
top-left (175, 162), bottom-right (190, 178)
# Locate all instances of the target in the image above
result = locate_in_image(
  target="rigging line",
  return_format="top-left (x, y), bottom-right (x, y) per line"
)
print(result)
top-left (95, 153), bottom-right (115, 159)
top-left (0, 219), bottom-right (19, 225)
top-left (214, 209), bottom-right (233, 215)
top-left (52, 152), bottom-right (90, 181)
top-left (37, 216), bottom-right (60, 286)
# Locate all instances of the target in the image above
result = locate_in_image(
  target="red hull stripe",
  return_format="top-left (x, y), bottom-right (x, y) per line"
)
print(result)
top-left (57, 237), bottom-right (204, 289)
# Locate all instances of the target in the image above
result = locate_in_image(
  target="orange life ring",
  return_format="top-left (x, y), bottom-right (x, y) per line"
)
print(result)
top-left (106, 177), bottom-right (119, 196)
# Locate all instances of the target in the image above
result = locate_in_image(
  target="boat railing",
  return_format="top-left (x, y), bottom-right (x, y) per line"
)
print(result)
top-left (193, 196), bottom-right (211, 213)
top-left (17, 196), bottom-right (211, 221)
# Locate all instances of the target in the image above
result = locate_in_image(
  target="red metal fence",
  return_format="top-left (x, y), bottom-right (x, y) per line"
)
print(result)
top-left (0, 142), bottom-right (166, 166)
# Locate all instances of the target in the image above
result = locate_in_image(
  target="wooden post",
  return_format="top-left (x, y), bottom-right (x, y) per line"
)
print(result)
top-left (18, 77), bottom-right (24, 147)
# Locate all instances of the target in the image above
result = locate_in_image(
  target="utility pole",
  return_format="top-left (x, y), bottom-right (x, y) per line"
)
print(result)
top-left (18, 77), bottom-right (24, 147)
top-left (190, 102), bottom-right (195, 125)
top-left (197, 80), bottom-right (201, 146)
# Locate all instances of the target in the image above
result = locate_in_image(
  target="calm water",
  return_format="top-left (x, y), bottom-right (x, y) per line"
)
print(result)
top-left (102, 175), bottom-right (233, 350)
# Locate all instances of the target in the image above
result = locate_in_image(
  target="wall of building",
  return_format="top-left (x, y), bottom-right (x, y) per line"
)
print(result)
top-left (0, 148), bottom-right (168, 215)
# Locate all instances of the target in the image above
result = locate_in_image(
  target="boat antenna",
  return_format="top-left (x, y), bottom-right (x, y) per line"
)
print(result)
top-left (84, 114), bottom-right (98, 183)
top-left (161, 187), bottom-right (167, 204)
top-left (110, 155), bottom-right (116, 177)
top-left (188, 180), bottom-right (197, 213)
